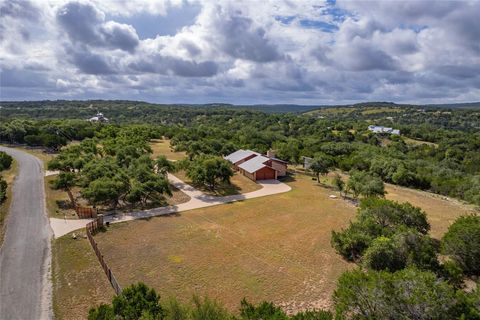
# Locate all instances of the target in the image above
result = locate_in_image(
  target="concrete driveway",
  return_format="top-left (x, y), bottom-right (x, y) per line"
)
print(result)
top-left (50, 173), bottom-right (291, 238)
top-left (0, 147), bottom-right (52, 320)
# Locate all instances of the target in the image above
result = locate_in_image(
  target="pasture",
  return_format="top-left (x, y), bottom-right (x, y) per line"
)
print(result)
top-left (150, 139), bottom-right (186, 161)
top-left (52, 173), bottom-right (478, 318)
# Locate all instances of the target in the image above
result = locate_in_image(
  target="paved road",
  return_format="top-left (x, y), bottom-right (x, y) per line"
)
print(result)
top-left (0, 147), bottom-right (52, 320)
top-left (50, 173), bottom-right (292, 238)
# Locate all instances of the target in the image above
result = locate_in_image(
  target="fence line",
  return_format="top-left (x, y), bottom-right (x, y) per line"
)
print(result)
top-left (76, 206), bottom-right (98, 219)
top-left (86, 217), bottom-right (122, 295)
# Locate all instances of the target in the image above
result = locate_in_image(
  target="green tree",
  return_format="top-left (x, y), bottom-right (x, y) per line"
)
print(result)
top-left (442, 215), bottom-right (480, 276)
top-left (334, 268), bottom-right (468, 320)
top-left (0, 151), bottom-right (13, 171)
top-left (239, 299), bottom-right (288, 320)
top-left (50, 172), bottom-right (77, 208)
top-left (190, 296), bottom-right (231, 320)
top-left (358, 198), bottom-right (430, 235)
top-left (331, 221), bottom-right (377, 261)
top-left (186, 156), bottom-right (233, 191)
top-left (309, 153), bottom-right (333, 183)
top-left (88, 283), bottom-right (164, 320)
top-left (82, 176), bottom-right (129, 210)
top-left (332, 173), bottom-right (345, 198)
top-left (362, 236), bottom-right (406, 272)
top-left (0, 176), bottom-right (7, 204)
top-left (347, 171), bottom-right (385, 199)
top-left (155, 155), bottom-right (175, 176)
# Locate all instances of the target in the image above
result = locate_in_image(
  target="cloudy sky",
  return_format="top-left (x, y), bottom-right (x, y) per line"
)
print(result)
top-left (1, 0), bottom-right (479, 104)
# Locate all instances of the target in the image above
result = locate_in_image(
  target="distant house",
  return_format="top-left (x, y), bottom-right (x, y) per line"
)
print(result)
top-left (88, 112), bottom-right (109, 123)
top-left (368, 125), bottom-right (400, 135)
top-left (302, 156), bottom-right (313, 170)
top-left (224, 149), bottom-right (287, 181)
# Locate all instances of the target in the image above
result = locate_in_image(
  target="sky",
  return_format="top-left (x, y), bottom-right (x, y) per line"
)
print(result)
top-left (1, 0), bottom-right (479, 105)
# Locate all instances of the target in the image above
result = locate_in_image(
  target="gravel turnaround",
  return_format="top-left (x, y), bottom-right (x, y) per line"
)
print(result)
top-left (0, 147), bottom-right (52, 320)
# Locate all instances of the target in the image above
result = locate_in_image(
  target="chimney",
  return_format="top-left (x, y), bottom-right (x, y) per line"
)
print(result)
top-left (267, 150), bottom-right (276, 158)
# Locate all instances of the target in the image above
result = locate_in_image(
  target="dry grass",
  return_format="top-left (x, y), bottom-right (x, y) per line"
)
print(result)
top-left (150, 139), bottom-right (186, 161)
top-left (174, 170), bottom-right (262, 196)
top-left (384, 183), bottom-right (478, 238)
top-left (403, 137), bottom-right (438, 148)
top-left (305, 107), bottom-right (356, 115)
top-left (52, 233), bottom-right (114, 320)
top-left (0, 160), bottom-right (18, 245)
top-left (360, 107), bottom-right (403, 115)
top-left (94, 174), bottom-right (356, 313)
top-left (54, 172), bottom-right (478, 316)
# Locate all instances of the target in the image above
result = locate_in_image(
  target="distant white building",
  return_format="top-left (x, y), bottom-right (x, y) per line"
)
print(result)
top-left (368, 125), bottom-right (400, 135)
top-left (88, 112), bottom-right (109, 123)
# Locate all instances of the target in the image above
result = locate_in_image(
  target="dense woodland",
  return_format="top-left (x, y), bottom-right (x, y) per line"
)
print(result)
top-left (1, 100), bottom-right (479, 318)
top-left (1, 100), bottom-right (479, 205)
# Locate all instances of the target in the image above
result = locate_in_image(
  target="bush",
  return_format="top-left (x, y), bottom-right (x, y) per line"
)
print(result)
top-left (362, 236), bottom-right (405, 272)
top-left (334, 268), bottom-right (471, 320)
top-left (0, 176), bottom-right (7, 204)
top-left (89, 283), bottom-right (164, 320)
top-left (0, 151), bottom-right (13, 171)
top-left (442, 215), bottom-right (480, 276)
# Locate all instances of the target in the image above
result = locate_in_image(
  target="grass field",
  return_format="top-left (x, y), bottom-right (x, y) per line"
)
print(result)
top-left (150, 139), bottom-right (186, 161)
top-left (174, 170), bottom-right (262, 196)
top-left (52, 233), bottom-right (114, 320)
top-left (52, 172), bottom-right (479, 317)
top-left (403, 137), bottom-right (439, 148)
top-left (384, 183), bottom-right (477, 238)
top-left (94, 174), bottom-right (355, 314)
top-left (0, 160), bottom-right (18, 245)
top-left (360, 107), bottom-right (403, 115)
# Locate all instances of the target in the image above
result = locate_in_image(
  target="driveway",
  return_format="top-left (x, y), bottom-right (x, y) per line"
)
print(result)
top-left (0, 147), bottom-right (52, 319)
top-left (50, 173), bottom-right (291, 238)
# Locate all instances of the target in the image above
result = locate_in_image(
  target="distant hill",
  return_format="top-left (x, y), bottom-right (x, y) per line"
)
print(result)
top-left (425, 102), bottom-right (480, 109)
top-left (1, 100), bottom-right (478, 115)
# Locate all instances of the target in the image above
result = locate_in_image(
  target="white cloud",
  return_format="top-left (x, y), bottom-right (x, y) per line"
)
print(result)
top-left (1, 0), bottom-right (479, 104)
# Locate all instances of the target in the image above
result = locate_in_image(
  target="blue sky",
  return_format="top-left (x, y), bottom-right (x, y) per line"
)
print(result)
top-left (1, 0), bottom-right (479, 104)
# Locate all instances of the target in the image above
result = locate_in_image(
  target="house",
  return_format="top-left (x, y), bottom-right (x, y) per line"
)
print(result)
top-left (224, 149), bottom-right (287, 181)
top-left (302, 156), bottom-right (313, 170)
top-left (88, 112), bottom-right (109, 123)
top-left (368, 125), bottom-right (400, 135)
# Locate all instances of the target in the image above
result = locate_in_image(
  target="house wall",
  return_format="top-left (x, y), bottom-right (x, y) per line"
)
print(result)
top-left (240, 168), bottom-right (256, 181)
top-left (271, 160), bottom-right (287, 176)
top-left (255, 166), bottom-right (276, 180)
